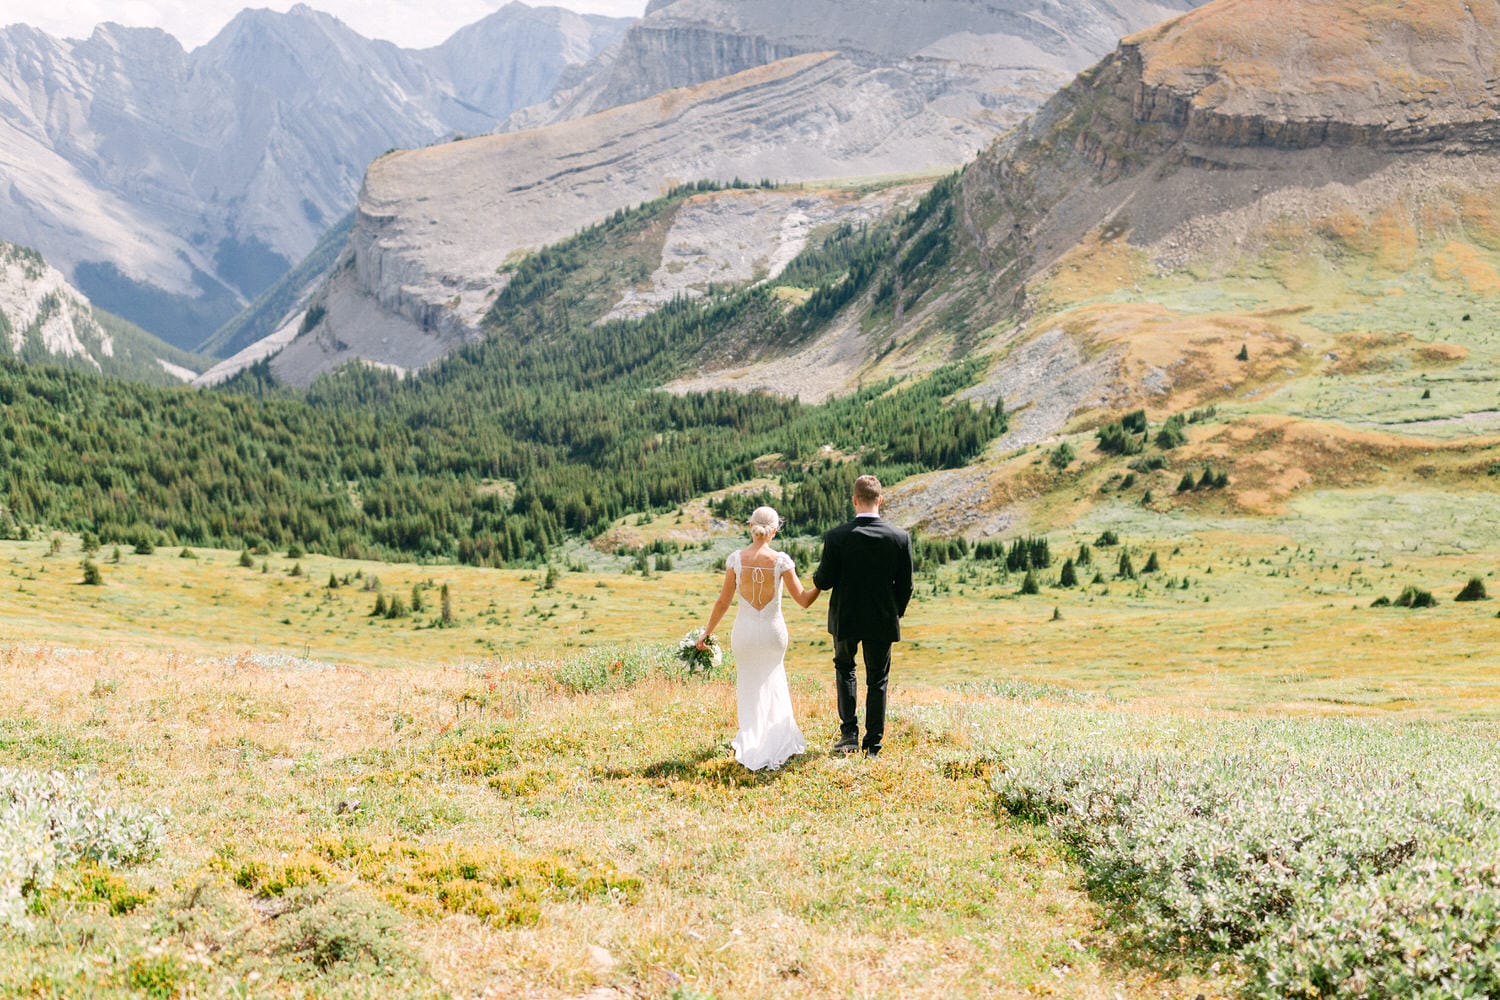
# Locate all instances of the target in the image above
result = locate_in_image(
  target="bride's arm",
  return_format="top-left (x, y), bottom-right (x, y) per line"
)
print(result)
top-left (698, 567), bottom-right (737, 648)
top-left (784, 570), bottom-right (820, 609)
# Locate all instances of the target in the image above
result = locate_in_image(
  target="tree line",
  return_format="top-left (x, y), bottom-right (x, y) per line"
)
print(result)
top-left (1, 179), bottom-right (1004, 565)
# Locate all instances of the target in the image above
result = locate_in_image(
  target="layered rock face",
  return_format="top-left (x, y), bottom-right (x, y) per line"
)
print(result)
top-left (270, 53), bottom-right (973, 385)
top-left (0, 4), bottom-right (631, 348)
top-left (516, 0), bottom-right (1208, 127)
top-left (283, 0), bottom-right (1217, 385)
top-left (960, 0), bottom-right (1500, 306)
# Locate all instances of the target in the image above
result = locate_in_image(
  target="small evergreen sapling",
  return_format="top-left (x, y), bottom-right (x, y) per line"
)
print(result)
top-left (1455, 577), bottom-right (1489, 602)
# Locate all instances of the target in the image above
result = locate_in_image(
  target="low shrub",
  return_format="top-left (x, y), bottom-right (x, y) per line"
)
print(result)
top-left (271, 886), bottom-right (413, 974)
top-left (552, 645), bottom-right (679, 694)
top-left (0, 769), bottom-right (164, 928)
top-left (994, 716), bottom-right (1500, 995)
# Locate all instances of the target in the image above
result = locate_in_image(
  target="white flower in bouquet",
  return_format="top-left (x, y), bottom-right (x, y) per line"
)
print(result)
top-left (677, 629), bottom-right (722, 673)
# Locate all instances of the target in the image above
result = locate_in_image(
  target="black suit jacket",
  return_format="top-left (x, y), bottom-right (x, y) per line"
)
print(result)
top-left (813, 515), bottom-right (914, 642)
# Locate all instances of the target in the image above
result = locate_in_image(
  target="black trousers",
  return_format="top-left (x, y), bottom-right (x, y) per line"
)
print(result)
top-left (834, 637), bottom-right (892, 751)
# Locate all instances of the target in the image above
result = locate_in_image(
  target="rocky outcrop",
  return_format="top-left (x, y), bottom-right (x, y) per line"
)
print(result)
top-left (958, 0), bottom-right (1500, 311)
top-left (0, 4), bottom-right (631, 349)
top-left (0, 241), bottom-right (194, 382)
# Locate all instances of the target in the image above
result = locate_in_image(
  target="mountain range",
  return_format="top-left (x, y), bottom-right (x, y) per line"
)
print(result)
top-left (0, 2), bottom-right (631, 350)
top-left (254, 0), bottom-right (1209, 385)
top-left (2, 0), bottom-right (1497, 562)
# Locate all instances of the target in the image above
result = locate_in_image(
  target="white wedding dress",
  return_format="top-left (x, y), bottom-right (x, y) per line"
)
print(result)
top-left (726, 549), bottom-right (806, 770)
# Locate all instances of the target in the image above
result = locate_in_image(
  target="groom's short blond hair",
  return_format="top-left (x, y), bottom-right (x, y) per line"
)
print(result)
top-left (852, 475), bottom-right (883, 503)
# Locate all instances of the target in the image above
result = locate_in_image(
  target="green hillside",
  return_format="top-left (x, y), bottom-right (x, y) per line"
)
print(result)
top-left (0, 184), bottom-right (1001, 563)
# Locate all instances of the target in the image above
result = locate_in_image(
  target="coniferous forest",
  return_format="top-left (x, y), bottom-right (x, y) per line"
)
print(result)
top-left (0, 180), bottom-right (1003, 565)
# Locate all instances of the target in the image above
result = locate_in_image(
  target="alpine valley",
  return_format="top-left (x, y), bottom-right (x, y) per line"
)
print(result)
top-left (1, 1), bottom-right (1499, 998)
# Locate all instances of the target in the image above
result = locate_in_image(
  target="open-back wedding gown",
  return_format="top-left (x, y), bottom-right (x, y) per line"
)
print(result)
top-left (725, 549), bottom-right (806, 770)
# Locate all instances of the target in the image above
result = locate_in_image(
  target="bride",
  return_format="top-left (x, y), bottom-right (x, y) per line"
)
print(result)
top-left (697, 506), bottom-right (818, 770)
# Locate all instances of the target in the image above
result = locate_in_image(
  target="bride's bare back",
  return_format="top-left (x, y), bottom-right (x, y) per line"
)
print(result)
top-left (736, 547), bottom-right (782, 610)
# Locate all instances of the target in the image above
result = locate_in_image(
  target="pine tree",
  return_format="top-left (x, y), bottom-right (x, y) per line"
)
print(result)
top-left (411, 583), bottom-right (424, 612)
top-left (1178, 470), bottom-right (1197, 492)
top-left (1117, 551), bottom-right (1136, 580)
top-left (1019, 570), bottom-right (1040, 595)
top-left (80, 559), bottom-right (102, 586)
top-left (328, 572), bottom-right (339, 589)
top-left (1236, 344), bottom-right (1250, 361)
top-left (371, 593), bottom-right (387, 617)
top-left (239, 549), bottom-right (254, 568)
top-left (440, 583), bottom-right (454, 627)
top-left (1143, 551), bottom-right (1161, 573)
top-left (1059, 558), bottom-right (1078, 587)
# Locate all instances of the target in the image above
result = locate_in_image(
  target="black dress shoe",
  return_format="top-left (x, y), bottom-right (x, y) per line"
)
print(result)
top-left (832, 738), bottom-right (859, 754)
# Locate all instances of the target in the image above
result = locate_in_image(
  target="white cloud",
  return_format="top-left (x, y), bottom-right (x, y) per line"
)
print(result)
top-left (2, 0), bottom-right (648, 49)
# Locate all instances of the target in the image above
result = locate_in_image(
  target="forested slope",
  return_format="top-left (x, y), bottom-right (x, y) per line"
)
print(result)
top-left (1, 184), bottom-right (1002, 564)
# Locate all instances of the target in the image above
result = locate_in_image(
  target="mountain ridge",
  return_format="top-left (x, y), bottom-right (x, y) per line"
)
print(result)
top-left (263, 0), bottom-right (1213, 386)
top-left (0, 4), bottom-right (632, 348)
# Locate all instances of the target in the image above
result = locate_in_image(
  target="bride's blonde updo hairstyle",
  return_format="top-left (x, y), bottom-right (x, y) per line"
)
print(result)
top-left (747, 506), bottom-right (782, 541)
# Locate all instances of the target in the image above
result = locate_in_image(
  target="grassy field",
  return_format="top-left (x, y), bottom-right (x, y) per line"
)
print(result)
top-left (1, 509), bottom-right (1497, 997)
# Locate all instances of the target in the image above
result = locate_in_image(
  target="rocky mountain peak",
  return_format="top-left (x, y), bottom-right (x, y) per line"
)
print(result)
top-left (0, 4), bottom-right (633, 350)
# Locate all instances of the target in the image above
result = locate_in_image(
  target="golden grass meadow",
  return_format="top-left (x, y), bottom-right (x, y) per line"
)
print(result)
top-left (1, 501), bottom-right (1496, 999)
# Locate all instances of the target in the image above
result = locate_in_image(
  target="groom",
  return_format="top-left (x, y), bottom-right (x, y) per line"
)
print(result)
top-left (812, 474), bottom-right (914, 757)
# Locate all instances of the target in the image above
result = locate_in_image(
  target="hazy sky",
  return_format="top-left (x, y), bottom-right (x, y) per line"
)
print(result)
top-left (2, 1), bottom-right (649, 49)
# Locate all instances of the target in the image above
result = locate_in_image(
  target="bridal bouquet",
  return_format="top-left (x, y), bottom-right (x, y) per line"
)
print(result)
top-left (676, 629), bottom-right (723, 674)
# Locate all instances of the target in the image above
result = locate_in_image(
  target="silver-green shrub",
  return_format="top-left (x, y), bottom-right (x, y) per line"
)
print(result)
top-left (992, 716), bottom-right (1500, 995)
top-left (0, 769), bottom-right (165, 928)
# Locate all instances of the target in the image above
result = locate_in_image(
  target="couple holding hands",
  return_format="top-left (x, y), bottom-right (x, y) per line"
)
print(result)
top-left (696, 475), bottom-right (915, 770)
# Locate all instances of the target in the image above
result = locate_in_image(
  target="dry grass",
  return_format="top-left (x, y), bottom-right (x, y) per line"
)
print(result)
top-left (0, 641), bottom-right (1230, 999)
top-left (2, 491), bottom-right (1498, 997)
